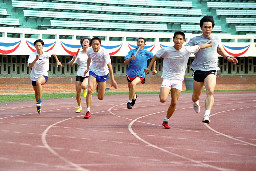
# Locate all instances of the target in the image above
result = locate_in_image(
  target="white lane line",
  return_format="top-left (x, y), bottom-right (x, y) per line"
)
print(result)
top-left (107, 104), bottom-right (229, 171)
top-left (128, 117), bottom-right (229, 171)
top-left (41, 118), bottom-right (88, 171)
top-left (88, 151), bottom-right (99, 154)
top-left (205, 124), bottom-right (256, 147)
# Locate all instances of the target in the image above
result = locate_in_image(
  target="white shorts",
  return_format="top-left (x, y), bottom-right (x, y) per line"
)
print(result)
top-left (161, 79), bottom-right (183, 91)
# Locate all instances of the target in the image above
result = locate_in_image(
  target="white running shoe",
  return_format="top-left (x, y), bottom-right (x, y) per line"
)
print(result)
top-left (193, 102), bottom-right (200, 113)
top-left (202, 114), bottom-right (210, 124)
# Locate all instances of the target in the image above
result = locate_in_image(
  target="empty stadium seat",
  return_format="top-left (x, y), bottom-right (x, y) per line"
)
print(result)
top-left (235, 26), bottom-right (256, 32)
top-left (0, 18), bottom-right (20, 26)
top-left (181, 25), bottom-right (222, 32)
top-left (216, 10), bottom-right (256, 16)
top-left (226, 18), bottom-right (256, 24)
top-left (0, 9), bottom-right (8, 16)
top-left (207, 2), bottom-right (256, 9)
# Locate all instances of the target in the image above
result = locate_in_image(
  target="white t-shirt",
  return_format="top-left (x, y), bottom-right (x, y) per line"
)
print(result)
top-left (27, 51), bottom-right (53, 81)
top-left (87, 47), bottom-right (111, 76)
top-left (73, 50), bottom-right (89, 77)
top-left (155, 45), bottom-right (200, 81)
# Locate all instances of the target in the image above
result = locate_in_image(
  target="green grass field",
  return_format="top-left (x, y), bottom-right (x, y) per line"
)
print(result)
top-left (0, 89), bottom-right (255, 102)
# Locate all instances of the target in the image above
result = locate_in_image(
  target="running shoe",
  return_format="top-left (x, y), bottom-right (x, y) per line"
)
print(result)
top-left (127, 102), bottom-right (133, 109)
top-left (162, 121), bottom-right (171, 129)
top-left (36, 102), bottom-right (41, 114)
top-left (83, 89), bottom-right (87, 97)
top-left (76, 106), bottom-right (82, 113)
top-left (131, 94), bottom-right (137, 106)
top-left (193, 102), bottom-right (200, 113)
top-left (84, 111), bottom-right (91, 119)
top-left (202, 114), bottom-right (210, 124)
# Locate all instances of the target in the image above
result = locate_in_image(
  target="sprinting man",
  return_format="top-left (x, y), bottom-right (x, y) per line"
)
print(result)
top-left (69, 38), bottom-right (91, 113)
top-left (186, 16), bottom-right (238, 124)
top-left (124, 37), bottom-right (156, 109)
top-left (28, 39), bottom-right (62, 114)
top-left (83, 37), bottom-right (118, 119)
top-left (145, 31), bottom-right (212, 129)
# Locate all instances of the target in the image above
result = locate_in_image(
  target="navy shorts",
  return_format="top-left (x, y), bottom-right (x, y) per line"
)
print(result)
top-left (89, 71), bottom-right (109, 82)
top-left (32, 76), bottom-right (48, 86)
top-left (76, 76), bottom-right (89, 82)
top-left (193, 70), bottom-right (217, 82)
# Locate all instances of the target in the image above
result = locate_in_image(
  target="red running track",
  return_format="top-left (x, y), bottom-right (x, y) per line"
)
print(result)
top-left (0, 91), bottom-right (255, 170)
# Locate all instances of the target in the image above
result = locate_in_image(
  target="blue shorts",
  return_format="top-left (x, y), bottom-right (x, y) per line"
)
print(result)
top-left (32, 76), bottom-right (48, 86)
top-left (89, 71), bottom-right (109, 82)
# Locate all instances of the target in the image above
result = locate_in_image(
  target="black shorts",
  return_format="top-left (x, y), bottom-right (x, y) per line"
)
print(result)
top-left (32, 76), bottom-right (48, 86)
top-left (193, 70), bottom-right (217, 82)
top-left (76, 76), bottom-right (89, 82)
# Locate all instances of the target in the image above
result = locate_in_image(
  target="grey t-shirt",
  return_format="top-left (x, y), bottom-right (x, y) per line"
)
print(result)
top-left (186, 35), bottom-right (221, 71)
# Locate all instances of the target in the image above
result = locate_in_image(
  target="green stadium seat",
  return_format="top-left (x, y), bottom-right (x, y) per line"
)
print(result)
top-left (216, 10), bottom-right (256, 16)
top-left (226, 18), bottom-right (256, 24)
top-left (23, 10), bottom-right (201, 23)
top-left (0, 9), bottom-right (8, 16)
top-left (0, 18), bottom-right (20, 26)
top-left (181, 25), bottom-right (222, 32)
top-left (56, 0), bottom-right (193, 8)
top-left (207, 2), bottom-right (256, 9)
top-left (235, 26), bottom-right (256, 32)
top-left (50, 20), bottom-right (168, 30)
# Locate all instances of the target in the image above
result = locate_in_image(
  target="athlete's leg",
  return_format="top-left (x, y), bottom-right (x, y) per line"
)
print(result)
top-left (36, 76), bottom-right (46, 100)
top-left (192, 80), bottom-right (204, 103)
top-left (76, 81), bottom-right (82, 106)
top-left (204, 74), bottom-right (216, 111)
top-left (97, 81), bottom-right (106, 100)
top-left (33, 86), bottom-right (39, 102)
top-left (166, 88), bottom-right (181, 119)
top-left (129, 77), bottom-right (141, 101)
top-left (86, 75), bottom-right (96, 108)
top-left (159, 87), bottom-right (170, 103)
top-left (81, 77), bottom-right (88, 90)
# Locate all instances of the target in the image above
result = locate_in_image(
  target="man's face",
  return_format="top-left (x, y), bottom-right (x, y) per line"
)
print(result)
top-left (82, 39), bottom-right (90, 48)
top-left (35, 42), bottom-right (43, 51)
top-left (201, 22), bottom-right (213, 37)
top-left (137, 39), bottom-right (146, 47)
top-left (173, 34), bottom-right (185, 49)
top-left (92, 40), bottom-right (101, 52)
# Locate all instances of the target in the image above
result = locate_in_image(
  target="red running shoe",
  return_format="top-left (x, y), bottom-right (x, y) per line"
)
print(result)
top-left (162, 121), bottom-right (171, 129)
top-left (84, 111), bottom-right (91, 119)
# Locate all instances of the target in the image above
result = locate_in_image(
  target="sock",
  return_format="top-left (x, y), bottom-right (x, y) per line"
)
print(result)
top-left (37, 98), bottom-right (42, 104)
top-left (205, 110), bottom-right (210, 116)
top-left (193, 100), bottom-right (199, 105)
top-left (128, 100), bottom-right (132, 103)
top-left (87, 107), bottom-right (90, 112)
top-left (133, 94), bottom-right (137, 100)
top-left (163, 116), bottom-right (169, 121)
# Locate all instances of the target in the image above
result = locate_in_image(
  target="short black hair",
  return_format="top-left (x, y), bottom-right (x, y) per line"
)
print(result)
top-left (80, 37), bottom-right (91, 46)
top-left (200, 16), bottom-right (215, 28)
top-left (173, 31), bottom-right (185, 40)
top-left (34, 39), bottom-right (44, 46)
top-left (90, 37), bottom-right (101, 46)
top-left (137, 37), bottom-right (146, 43)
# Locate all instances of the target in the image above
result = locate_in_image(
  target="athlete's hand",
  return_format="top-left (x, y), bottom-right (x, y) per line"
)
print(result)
top-left (152, 69), bottom-right (157, 75)
top-left (144, 68), bottom-right (150, 75)
top-left (84, 69), bottom-right (88, 76)
top-left (57, 61), bottom-right (62, 67)
top-left (131, 55), bottom-right (136, 60)
top-left (111, 79), bottom-right (118, 89)
top-left (227, 56), bottom-right (238, 64)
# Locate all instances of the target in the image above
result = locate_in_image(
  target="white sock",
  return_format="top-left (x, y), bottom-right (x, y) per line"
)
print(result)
top-left (193, 100), bottom-right (199, 105)
top-left (128, 100), bottom-right (132, 103)
top-left (133, 94), bottom-right (137, 100)
top-left (163, 116), bottom-right (169, 121)
top-left (87, 107), bottom-right (90, 112)
top-left (205, 110), bottom-right (210, 116)
top-left (79, 106), bottom-right (82, 108)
